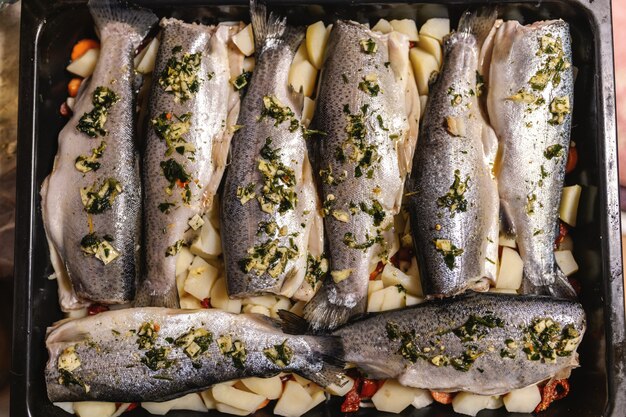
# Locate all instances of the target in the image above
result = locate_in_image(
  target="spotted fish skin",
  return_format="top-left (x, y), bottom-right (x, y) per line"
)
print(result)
top-left (221, 4), bottom-right (320, 299)
top-left (136, 19), bottom-right (234, 308)
top-left (303, 21), bottom-right (416, 330)
top-left (405, 11), bottom-right (499, 297)
top-left (335, 291), bottom-right (585, 395)
top-left (40, 0), bottom-right (157, 305)
top-left (45, 307), bottom-right (344, 402)
top-left (486, 20), bottom-right (575, 297)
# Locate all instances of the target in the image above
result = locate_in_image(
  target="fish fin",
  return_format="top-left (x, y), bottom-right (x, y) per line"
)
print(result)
top-left (457, 8), bottom-right (498, 45)
top-left (297, 335), bottom-right (348, 388)
top-left (88, 0), bottom-right (158, 43)
top-left (278, 309), bottom-right (310, 334)
top-left (549, 269), bottom-right (578, 300)
top-left (133, 287), bottom-right (180, 308)
top-left (303, 286), bottom-right (365, 332)
top-left (250, 0), bottom-right (286, 54)
top-left (499, 199), bottom-right (516, 236)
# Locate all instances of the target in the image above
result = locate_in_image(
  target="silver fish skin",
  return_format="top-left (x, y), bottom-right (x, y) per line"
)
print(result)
top-left (136, 19), bottom-right (232, 308)
top-left (221, 4), bottom-right (320, 298)
top-left (40, 0), bottom-right (157, 304)
top-left (304, 21), bottom-right (413, 330)
top-left (406, 11), bottom-right (499, 297)
top-left (45, 307), bottom-right (344, 402)
top-left (334, 291), bottom-right (585, 395)
top-left (486, 20), bottom-right (575, 296)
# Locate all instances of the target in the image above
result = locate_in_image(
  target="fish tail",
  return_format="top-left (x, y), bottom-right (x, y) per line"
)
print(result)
top-left (133, 286), bottom-right (180, 308)
top-left (301, 286), bottom-right (365, 332)
top-left (249, 0), bottom-right (303, 54)
top-left (88, 0), bottom-right (158, 44)
top-left (549, 269), bottom-right (578, 300)
top-left (458, 7), bottom-right (498, 45)
top-left (277, 311), bottom-right (348, 388)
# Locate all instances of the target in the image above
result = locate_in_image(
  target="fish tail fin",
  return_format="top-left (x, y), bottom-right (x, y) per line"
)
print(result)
top-left (301, 286), bottom-right (364, 332)
top-left (133, 286), bottom-right (180, 308)
top-left (458, 7), bottom-right (498, 45)
top-left (549, 269), bottom-right (578, 300)
top-left (88, 0), bottom-right (158, 43)
top-left (250, 0), bottom-right (303, 55)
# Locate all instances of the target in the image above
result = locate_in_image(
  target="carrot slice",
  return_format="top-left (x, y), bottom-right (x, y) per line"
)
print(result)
top-left (67, 78), bottom-right (82, 97)
top-left (430, 391), bottom-right (455, 404)
top-left (71, 39), bottom-right (100, 61)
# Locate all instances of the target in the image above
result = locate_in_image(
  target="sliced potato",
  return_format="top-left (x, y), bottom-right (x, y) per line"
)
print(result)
top-left (486, 395), bottom-right (503, 409)
top-left (302, 97), bottom-right (316, 127)
top-left (215, 402), bottom-right (250, 416)
top-left (498, 234), bottom-right (517, 249)
top-left (190, 217), bottom-right (222, 258)
top-left (325, 376), bottom-right (354, 396)
top-left (289, 58), bottom-right (318, 97)
top-left (210, 278), bottom-right (242, 313)
top-left (555, 250), bottom-right (579, 276)
top-left (489, 288), bottom-right (517, 294)
top-left (411, 389), bottom-right (433, 409)
top-left (243, 304), bottom-right (271, 316)
top-left (503, 385), bottom-right (541, 413)
top-left (372, 18), bottom-right (393, 34)
top-left (303, 389), bottom-right (326, 413)
top-left (180, 294), bottom-right (203, 309)
top-left (241, 376), bottom-right (283, 400)
top-left (419, 18), bottom-right (450, 43)
top-left (53, 402), bottom-right (74, 414)
top-left (417, 35), bottom-right (442, 66)
top-left (367, 287), bottom-right (386, 312)
top-left (368, 280), bottom-right (384, 295)
top-left (306, 21), bottom-right (331, 69)
top-left (405, 293), bottom-right (424, 306)
top-left (200, 389), bottom-right (217, 409)
top-left (452, 392), bottom-right (491, 416)
top-left (142, 394), bottom-right (207, 415)
top-left (409, 47), bottom-right (439, 95)
top-left (67, 48), bottom-right (100, 78)
top-left (136, 37), bottom-right (160, 74)
top-left (559, 184), bottom-right (582, 226)
top-left (496, 247), bottom-right (523, 290)
top-left (371, 379), bottom-right (416, 413)
top-left (243, 295), bottom-right (278, 308)
top-left (233, 24), bottom-right (255, 56)
top-left (274, 381), bottom-right (313, 417)
top-left (184, 256), bottom-right (219, 300)
top-left (419, 95), bottom-right (428, 119)
top-left (176, 247), bottom-right (195, 276)
top-left (212, 383), bottom-right (266, 413)
top-left (381, 285), bottom-right (406, 311)
top-left (558, 234), bottom-right (574, 251)
top-left (381, 263), bottom-right (421, 295)
top-left (292, 374), bottom-right (312, 387)
top-left (74, 402), bottom-right (116, 417)
top-left (390, 19), bottom-right (419, 41)
top-left (243, 56), bottom-right (256, 72)
top-left (290, 300), bottom-right (306, 316)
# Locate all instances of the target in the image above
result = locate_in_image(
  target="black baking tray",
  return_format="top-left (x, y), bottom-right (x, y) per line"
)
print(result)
top-left (11, 0), bottom-right (625, 416)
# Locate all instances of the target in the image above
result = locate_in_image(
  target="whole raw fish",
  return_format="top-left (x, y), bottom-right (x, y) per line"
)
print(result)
top-left (405, 11), bottom-right (499, 297)
top-left (303, 20), bottom-right (419, 330)
top-left (45, 308), bottom-right (344, 402)
top-left (221, 3), bottom-right (323, 299)
top-left (40, 0), bottom-right (157, 304)
top-left (333, 291), bottom-right (585, 395)
top-left (136, 19), bottom-right (239, 308)
top-left (486, 19), bottom-right (575, 297)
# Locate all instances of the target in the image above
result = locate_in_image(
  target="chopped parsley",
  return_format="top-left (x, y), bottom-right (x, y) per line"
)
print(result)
top-left (522, 318), bottom-right (580, 362)
top-left (263, 340), bottom-right (294, 367)
top-left (529, 35), bottom-right (570, 91)
top-left (158, 202), bottom-right (176, 213)
top-left (437, 170), bottom-right (469, 216)
top-left (548, 96), bottom-right (570, 125)
top-left (544, 144), bottom-right (564, 160)
top-left (260, 95), bottom-right (296, 127)
top-left (175, 328), bottom-right (213, 360)
top-left (158, 47), bottom-right (202, 102)
top-left (137, 322), bottom-right (159, 350)
top-left (256, 138), bottom-right (298, 214)
top-left (239, 237), bottom-right (298, 278)
top-left (75, 141), bottom-right (106, 173)
top-left (343, 231), bottom-right (384, 250)
top-left (76, 86), bottom-right (120, 138)
top-left (236, 182), bottom-right (256, 205)
top-left (359, 200), bottom-right (386, 226)
top-left (231, 70), bottom-right (252, 95)
top-left (217, 335), bottom-right (247, 369)
top-left (360, 38), bottom-right (378, 54)
top-left (141, 347), bottom-right (174, 371)
top-left (433, 239), bottom-right (464, 270)
top-left (305, 253), bottom-right (328, 288)
top-left (160, 159), bottom-right (192, 204)
top-left (79, 233), bottom-right (119, 265)
top-left (151, 112), bottom-right (194, 157)
top-left (79, 178), bottom-right (122, 214)
top-left (358, 74), bottom-right (381, 96)
top-left (165, 239), bottom-right (185, 257)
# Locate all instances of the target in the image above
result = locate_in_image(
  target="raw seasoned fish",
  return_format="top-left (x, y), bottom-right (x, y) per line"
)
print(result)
top-left (40, 0), bottom-right (157, 304)
top-left (46, 308), bottom-right (343, 402)
top-left (221, 3), bottom-right (323, 299)
top-left (303, 21), bottom-right (419, 330)
top-left (405, 11), bottom-right (499, 297)
top-left (486, 19), bottom-right (575, 297)
top-left (334, 291), bottom-right (585, 395)
top-left (136, 19), bottom-right (237, 308)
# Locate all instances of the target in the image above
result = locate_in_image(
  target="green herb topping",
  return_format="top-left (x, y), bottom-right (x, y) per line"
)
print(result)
top-left (80, 233), bottom-right (119, 265)
top-left (137, 322), bottom-right (159, 350)
top-left (217, 335), bottom-right (247, 369)
top-left (522, 318), bottom-right (580, 362)
top-left (141, 347), bottom-right (174, 371)
top-left (175, 328), bottom-right (213, 360)
top-left (263, 340), bottom-right (294, 367)
top-left (236, 182), bottom-right (256, 205)
top-left (359, 200), bottom-right (386, 226)
top-left (450, 314), bottom-right (505, 343)
top-left (437, 170), bottom-right (469, 216)
top-left (256, 138), bottom-right (298, 214)
top-left (343, 231), bottom-right (385, 250)
top-left (529, 35), bottom-right (570, 91)
top-left (239, 237), bottom-right (298, 278)
top-left (358, 74), bottom-right (381, 96)
top-left (260, 95), bottom-right (296, 127)
top-left (160, 159), bottom-right (192, 204)
top-left (76, 86), bottom-right (120, 138)
top-left (75, 141), bottom-right (106, 173)
top-left (360, 38), bottom-right (378, 54)
top-left (165, 239), bottom-right (185, 257)
top-left (544, 144), bottom-right (564, 160)
top-left (341, 105), bottom-right (378, 178)
top-left (80, 178), bottom-right (122, 214)
top-left (433, 239), bottom-right (464, 270)
top-left (231, 71), bottom-right (252, 95)
top-left (152, 112), bottom-right (195, 157)
top-left (305, 254), bottom-right (328, 289)
top-left (548, 96), bottom-right (570, 125)
top-left (158, 47), bottom-right (202, 103)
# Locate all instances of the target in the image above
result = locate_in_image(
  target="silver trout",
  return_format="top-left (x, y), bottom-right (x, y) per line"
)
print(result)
top-left (40, 0), bottom-right (157, 304)
top-left (333, 291), bottom-right (585, 395)
top-left (303, 21), bottom-right (419, 330)
top-left (45, 308), bottom-right (344, 402)
top-left (136, 20), bottom-right (237, 308)
top-left (221, 4), bottom-right (322, 299)
top-left (405, 11), bottom-right (499, 297)
top-left (486, 20), bottom-right (575, 297)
